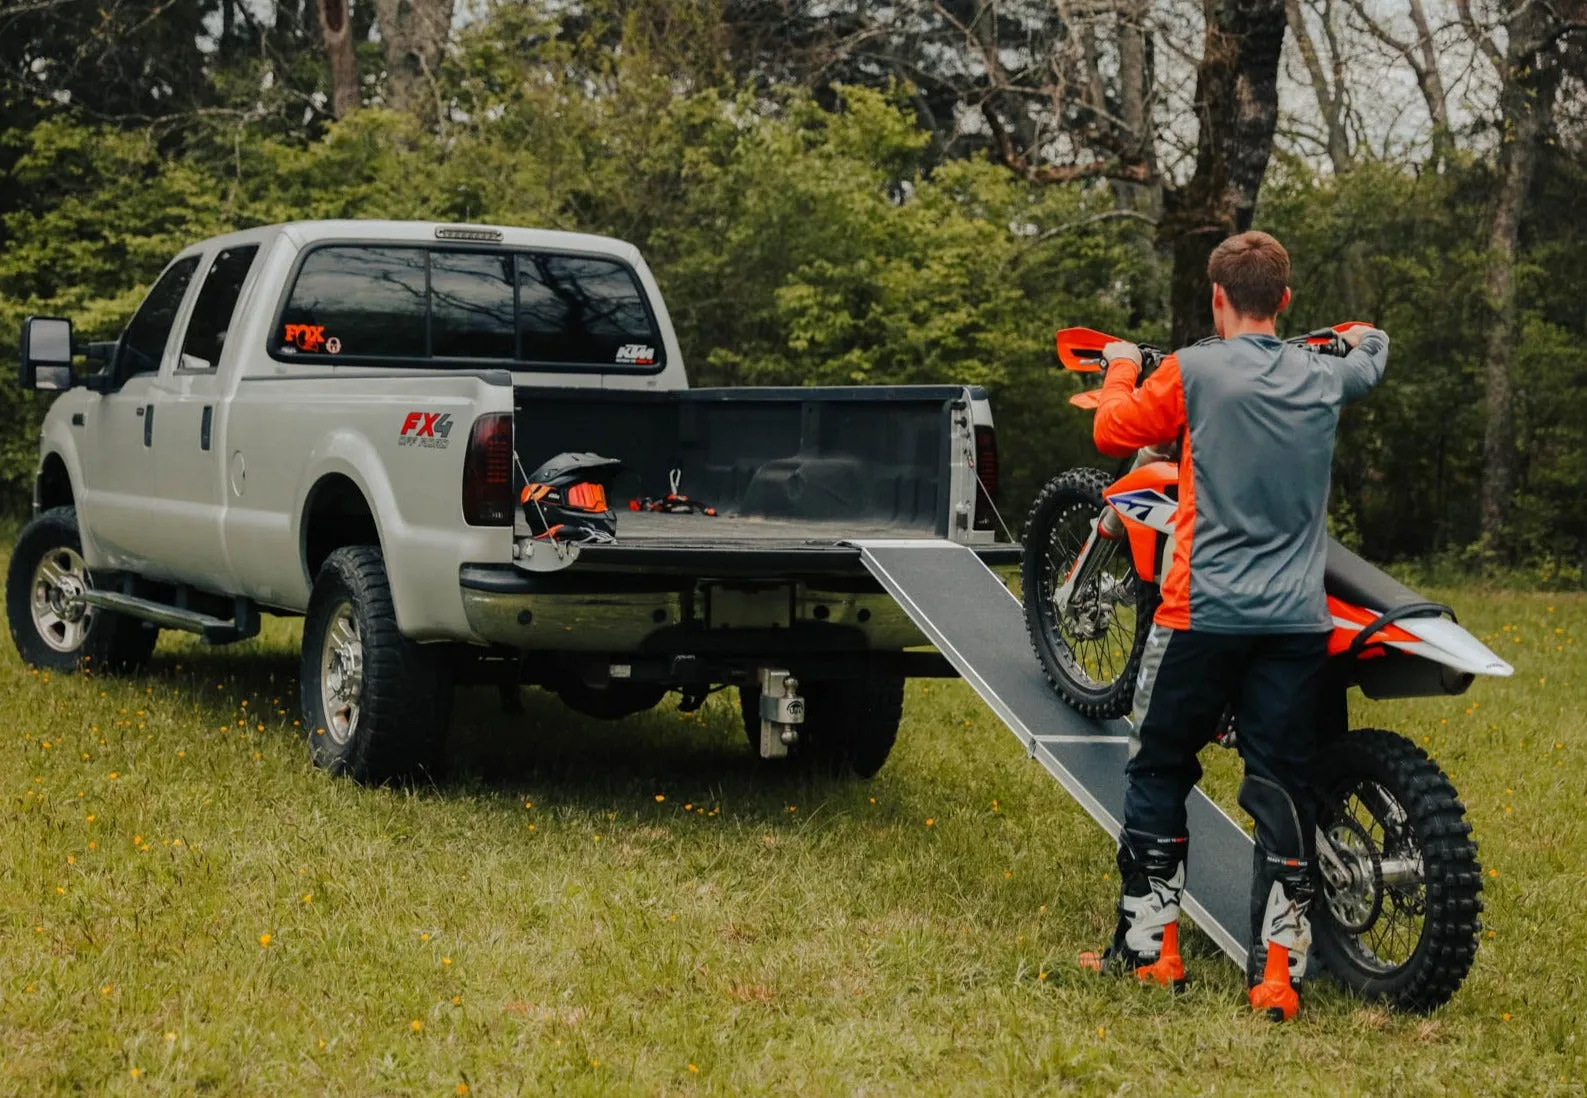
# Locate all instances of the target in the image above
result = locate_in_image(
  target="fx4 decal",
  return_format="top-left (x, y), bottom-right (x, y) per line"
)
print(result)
top-left (283, 324), bottom-right (328, 352)
top-left (399, 411), bottom-right (454, 449)
top-left (614, 343), bottom-right (656, 365)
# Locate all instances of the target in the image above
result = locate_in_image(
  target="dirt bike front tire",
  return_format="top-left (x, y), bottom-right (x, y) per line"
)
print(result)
top-left (1021, 469), bottom-right (1158, 720)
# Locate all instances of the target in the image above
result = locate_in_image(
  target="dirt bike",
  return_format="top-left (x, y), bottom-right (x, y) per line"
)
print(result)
top-left (1021, 324), bottom-right (1513, 1012)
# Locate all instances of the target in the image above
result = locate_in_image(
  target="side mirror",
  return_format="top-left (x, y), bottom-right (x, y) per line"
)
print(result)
top-left (20, 316), bottom-right (76, 392)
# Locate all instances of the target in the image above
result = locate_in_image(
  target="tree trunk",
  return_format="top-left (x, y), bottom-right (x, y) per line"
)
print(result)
top-left (1286, 0), bottom-right (1351, 174)
top-left (1117, 0), bottom-right (1151, 163)
top-left (1478, 6), bottom-right (1562, 550)
top-left (318, 0), bottom-right (360, 119)
top-left (1160, 0), bottom-right (1289, 346)
top-left (373, 0), bottom-right (455, 117)
top-left (1405, 0), bottom-right (1450, 159)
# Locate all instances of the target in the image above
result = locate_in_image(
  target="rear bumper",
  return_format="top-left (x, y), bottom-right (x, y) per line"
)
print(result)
top-left (458, 544), bottom-right (1019, 653)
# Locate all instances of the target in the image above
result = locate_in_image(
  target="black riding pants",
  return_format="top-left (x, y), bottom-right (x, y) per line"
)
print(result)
top-left (1123, 627), bottom-right (1329, 939)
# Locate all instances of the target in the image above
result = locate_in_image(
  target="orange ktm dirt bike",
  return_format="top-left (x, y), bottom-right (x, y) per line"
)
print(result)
top-left (1021, 325), bottom-right (1515, 1012)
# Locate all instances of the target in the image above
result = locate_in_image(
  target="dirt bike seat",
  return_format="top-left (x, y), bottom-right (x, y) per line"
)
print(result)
top-left (1323, 538), bottom-right (1425, 613)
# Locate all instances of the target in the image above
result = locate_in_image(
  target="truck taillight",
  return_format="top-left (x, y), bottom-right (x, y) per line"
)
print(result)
top-left (462, 412), bottom-right (514, 526)
top-left (973, 425), bottom-right (999, 531)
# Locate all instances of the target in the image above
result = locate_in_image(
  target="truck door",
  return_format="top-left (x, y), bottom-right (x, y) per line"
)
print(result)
top-left (81, 255), bottom-right (201, 573)
top-left (144, 243), bottom-right (262, 587)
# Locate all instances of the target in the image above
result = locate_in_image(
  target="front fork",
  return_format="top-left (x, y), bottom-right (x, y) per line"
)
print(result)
top-left (1053, 517), bottom-right (1111, 613)
top-left (1054, 447), bottom-right (1169, 612)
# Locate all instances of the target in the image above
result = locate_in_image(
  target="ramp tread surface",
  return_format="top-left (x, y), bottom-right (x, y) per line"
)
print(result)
top-left (854, 539), bottom-right (1253, 968)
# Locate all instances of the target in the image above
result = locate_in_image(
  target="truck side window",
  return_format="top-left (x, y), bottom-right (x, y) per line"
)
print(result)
top-left (117, 256), bottom-right (201, 377)
top-left (179, 245), bottom-right (260, 370)
top-left (279, 246), bottom-right (426, 358)
top-left (516, 253), bottom-right (662, 368)
top-left (431, 250), bottom-right (515, 360)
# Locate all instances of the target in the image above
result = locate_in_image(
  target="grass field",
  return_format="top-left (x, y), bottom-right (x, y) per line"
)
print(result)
top-left (3, 546), bottom-right (1584, 1096)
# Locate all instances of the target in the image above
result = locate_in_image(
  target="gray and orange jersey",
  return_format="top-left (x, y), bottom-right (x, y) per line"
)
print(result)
top-left (1092, 330), bottom-right (1389, 633)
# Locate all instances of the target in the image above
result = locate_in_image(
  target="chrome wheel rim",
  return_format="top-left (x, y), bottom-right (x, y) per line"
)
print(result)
top-left (320, 603), bottom-right (364, 745)
top-left (31, 546), bottom-right (94, 653)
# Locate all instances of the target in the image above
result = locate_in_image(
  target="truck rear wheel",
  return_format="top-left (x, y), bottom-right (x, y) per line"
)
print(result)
top-left (6, 506), bottom-right (158, 674)
top-left (739, 672), bottom-right (905, 778)
top-left (301, 546), bottom-right (452, 785)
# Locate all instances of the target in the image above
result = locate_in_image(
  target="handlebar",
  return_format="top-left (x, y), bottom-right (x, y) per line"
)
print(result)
top-left (1057, 322), bottom-right (1370, 409)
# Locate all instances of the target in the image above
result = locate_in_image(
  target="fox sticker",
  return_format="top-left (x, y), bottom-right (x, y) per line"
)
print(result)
top-left (284, 324), bottom-right (327, 352)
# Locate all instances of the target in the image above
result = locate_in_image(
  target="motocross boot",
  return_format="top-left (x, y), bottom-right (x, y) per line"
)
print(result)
top-left (1079, 830), bottom-right (1188, 991)
top-left (1247, 854), bottom-right (1314, 1022)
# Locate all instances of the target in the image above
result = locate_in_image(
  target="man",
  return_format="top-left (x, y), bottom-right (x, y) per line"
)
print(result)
top-left (1076, 231), bottom-right (1389, 1021)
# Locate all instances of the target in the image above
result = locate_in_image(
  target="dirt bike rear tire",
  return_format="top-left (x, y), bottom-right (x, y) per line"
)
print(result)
top-left (1312, 728), bottom-right (1482, 1013)
top-left (1021, 469), bottom-right (1158, 720)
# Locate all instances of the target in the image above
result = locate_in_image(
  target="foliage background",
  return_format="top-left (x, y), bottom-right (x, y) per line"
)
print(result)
top-left (2, 0), bottom-right (1584, 578)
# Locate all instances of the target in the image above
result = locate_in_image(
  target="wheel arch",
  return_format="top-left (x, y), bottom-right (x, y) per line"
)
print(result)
top-left (300, 472), bottom-right (383, 583)
top-left (36, 451), bottom-right (74, 513)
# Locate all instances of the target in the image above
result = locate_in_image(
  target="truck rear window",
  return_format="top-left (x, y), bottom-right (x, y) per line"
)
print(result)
top-left (275, 244), bottom-right (663, 370)
top-left (517, 254), bottom-right (658, 366)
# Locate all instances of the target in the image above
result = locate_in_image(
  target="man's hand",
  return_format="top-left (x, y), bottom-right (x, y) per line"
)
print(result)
top-left (1338, 324), bottom-right (1377, 349)
top-left (1103, 340), bottom-right (1142, 366)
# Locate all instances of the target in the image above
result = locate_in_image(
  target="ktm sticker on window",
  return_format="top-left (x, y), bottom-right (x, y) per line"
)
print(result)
top-left (283, 324), bottom-right (328, 352)
top-left (614, 343), bottom-right (655, 365)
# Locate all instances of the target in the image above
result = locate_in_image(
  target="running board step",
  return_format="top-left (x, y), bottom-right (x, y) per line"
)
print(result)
top-left (852, 538), bottom-right (1255, 971)
top-left (79, 590), bottom-right (260, 644)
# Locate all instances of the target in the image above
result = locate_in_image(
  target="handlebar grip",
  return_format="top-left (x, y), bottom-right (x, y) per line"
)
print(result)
top-left (1295, 329), bottom-right (1350, 356)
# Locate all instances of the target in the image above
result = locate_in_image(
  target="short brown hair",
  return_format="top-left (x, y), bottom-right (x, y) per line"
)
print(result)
top-left (1207, 231), bottom-right (1290, 318)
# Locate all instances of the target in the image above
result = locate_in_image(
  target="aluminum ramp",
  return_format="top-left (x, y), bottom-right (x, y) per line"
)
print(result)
top-left (855, 539), bottom-right (1254, 968)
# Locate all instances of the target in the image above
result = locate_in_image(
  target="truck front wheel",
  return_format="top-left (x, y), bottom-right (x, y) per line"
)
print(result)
top-left (739, 672), bottom-right (905, 778)
top-left (300, 546), bottom-right (452, 785)
top-left (5, 506), bottom-right (157, 674)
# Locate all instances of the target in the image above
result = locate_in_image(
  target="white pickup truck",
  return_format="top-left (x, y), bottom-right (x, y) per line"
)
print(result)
top-left (8, 220), bottom-right (1008, 783)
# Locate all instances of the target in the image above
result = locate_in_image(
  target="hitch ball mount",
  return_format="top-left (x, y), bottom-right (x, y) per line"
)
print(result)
top-left (757, 668), bottom-right (804, 759)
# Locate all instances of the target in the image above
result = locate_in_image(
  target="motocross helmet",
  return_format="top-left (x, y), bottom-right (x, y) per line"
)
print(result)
top-left (520, 452), bottom-right (624, 544)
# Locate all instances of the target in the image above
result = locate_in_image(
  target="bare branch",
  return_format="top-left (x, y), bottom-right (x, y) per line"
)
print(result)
top-left (1031, 208), bottom-right (1160, 243)
top-left (1027, 158), bottom-right (1156, 185)
top-left (1345, 0), bottom-right (1410, 53)
top-left (1455, 0), bottom-right (1506, 78)
top-left (0, 0), bottom-right (81, 17)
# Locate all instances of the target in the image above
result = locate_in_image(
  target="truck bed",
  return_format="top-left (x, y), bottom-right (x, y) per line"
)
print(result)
top-left (514, 384), bottom-right (993, 559)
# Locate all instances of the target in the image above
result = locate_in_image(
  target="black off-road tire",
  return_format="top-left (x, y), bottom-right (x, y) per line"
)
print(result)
top-left (6, 506), bottom-right (158, 674)
top-left (739, 672), bottom-right (905, 779)
top-left (1021, 469), bottom-right (1158, 719)
top-left (300, 546), bottom-right (452, 785)
top-left (1313, 729), bottom-right (1482, 1012)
